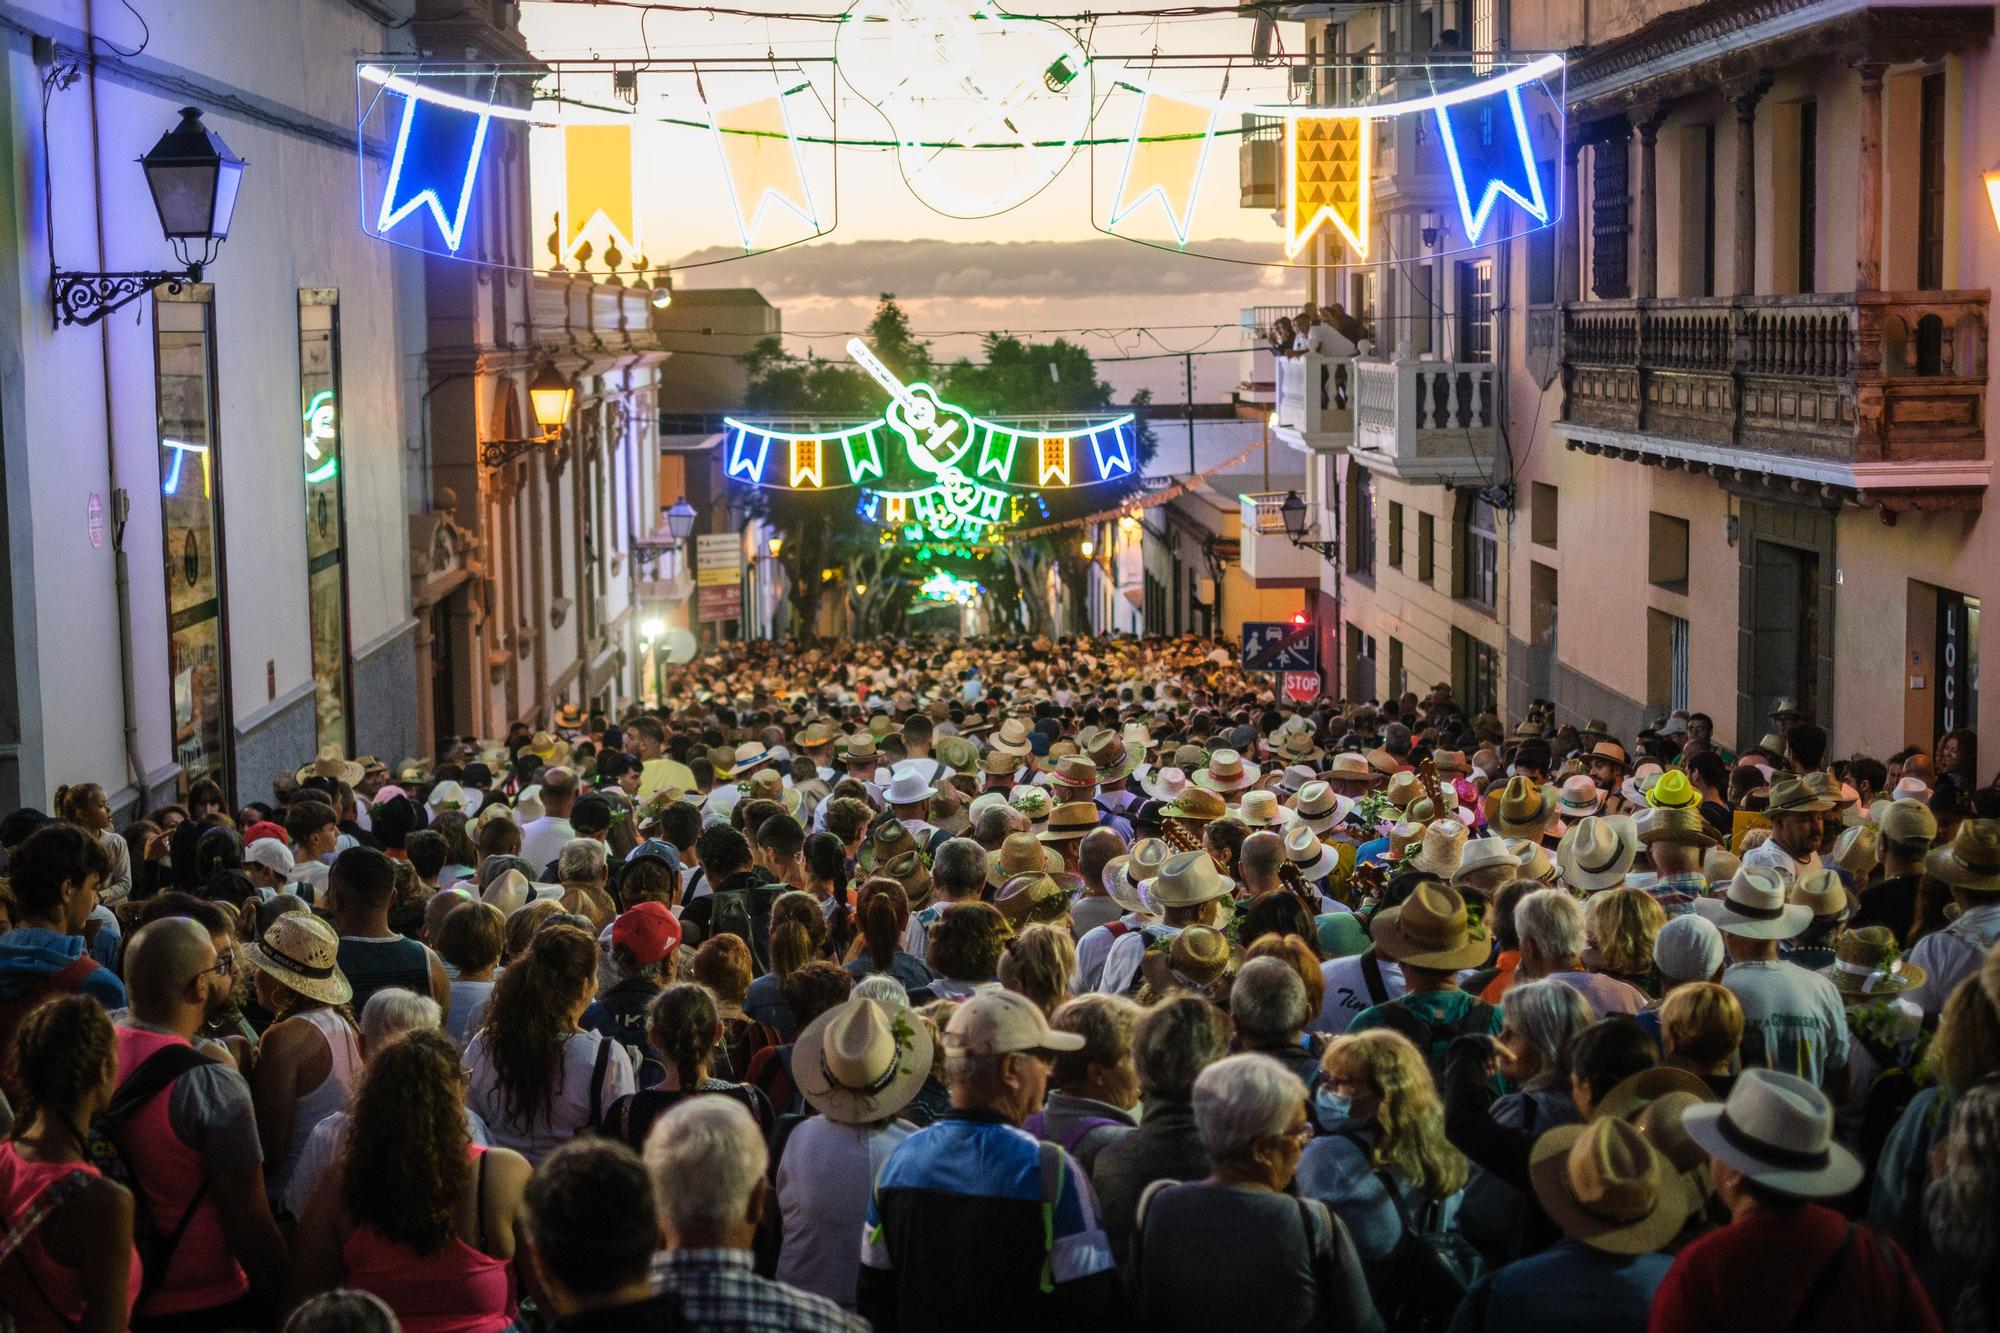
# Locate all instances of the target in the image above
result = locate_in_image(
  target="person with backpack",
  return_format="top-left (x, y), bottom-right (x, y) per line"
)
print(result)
top-left (0, 994), bottom-right (140, 1332)
top-left (582, 901), bottom-right (682, 1086)
top-left (603, 982), bottom-right (775, 1149)
top-left (1299, 1028), bottom-right (1474, 1325)
top-left (0, 826), bottom-right (125, 1092)
top-left (1350, 882), bottom-right (1502, 1070)
top-left (679, 825), bottom-right (783, 965)
top-left (1131, 1053), bottom-right (1383, 1333)
top-left (1026, 995), bottom-right (1140, 1174)
top-left (109, 915), bottom-right (289, 1330)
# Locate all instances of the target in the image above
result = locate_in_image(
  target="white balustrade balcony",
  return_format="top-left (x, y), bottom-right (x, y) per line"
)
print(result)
top-left (1350, 357), bottom-right (1500, 484)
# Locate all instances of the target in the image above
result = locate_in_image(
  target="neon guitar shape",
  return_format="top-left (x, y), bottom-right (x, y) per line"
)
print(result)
top-left (846, 338), bottom-right (977, 477)
top-left (838, 0), bottom-right (1091, 217)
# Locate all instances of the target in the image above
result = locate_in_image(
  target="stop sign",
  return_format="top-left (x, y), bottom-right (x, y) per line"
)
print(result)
top-left (1283, 671), bottom-right (1322, 702)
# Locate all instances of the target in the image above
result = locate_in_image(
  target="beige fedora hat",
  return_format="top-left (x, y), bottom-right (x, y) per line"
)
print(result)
top-left (793, 997), bottom-right (933, 1125)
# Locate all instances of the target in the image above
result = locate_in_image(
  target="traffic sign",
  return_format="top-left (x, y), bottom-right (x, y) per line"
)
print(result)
top-left (1283, 671), bottom-right (1322, 702)
top-left (1242, 621), bottom-right (1319, 671)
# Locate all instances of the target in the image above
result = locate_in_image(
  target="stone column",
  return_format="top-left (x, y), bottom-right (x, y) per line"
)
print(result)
top-left (1855, 62), bottom-right (1887, 292)
top-left (1728, 73), bottom-right (1773, 296)
top-left (1636, 106), bottom-right (1669, 299)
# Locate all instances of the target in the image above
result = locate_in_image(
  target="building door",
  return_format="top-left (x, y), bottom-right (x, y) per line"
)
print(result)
top-left (1748, 540), bottom-right (1818, 735)
top-left (1529, 560), bottom-right (1558, 704)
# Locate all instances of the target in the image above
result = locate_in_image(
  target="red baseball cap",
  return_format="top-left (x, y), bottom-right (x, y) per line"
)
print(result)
top-left (244, 820), bottom-right (290, 848)
top-left (611, 901), bottom-right (681, 966)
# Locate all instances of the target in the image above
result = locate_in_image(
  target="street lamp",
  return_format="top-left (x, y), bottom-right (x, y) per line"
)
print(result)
top-left (1079, 538), bottom-right (1095, 559)
top-left (666, 497), bottom-right (698, 544)
top-left (641, 617), bottom-right (666, 641)
top-left (1279, 488), bottom-right (1339, 561)
top-left (54, 106), bottom-right (248, 327)
top-left (482, 364), bottom-right (575, 467)
top-left (767, 536), bottom-right (784, 559)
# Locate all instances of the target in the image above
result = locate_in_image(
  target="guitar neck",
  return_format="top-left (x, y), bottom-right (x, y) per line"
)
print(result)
top-left (846, 338), bottom-right (913, 409)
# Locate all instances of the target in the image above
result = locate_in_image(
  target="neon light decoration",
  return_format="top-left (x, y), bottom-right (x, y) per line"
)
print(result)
top-left (1286, 115), bottom-right (1370, 260)
top-left (377, 91), bottom-right (491, 254)
top-left (836, 0), bottom-right (1093, 218)
top-left (162, 439), bottom-right (212, 498)
top-left (919, 571), bottom-right (982, 603)
top-left (1433, 84), bottom-right (1548, 242)
top-left (562, 123), bottom-right (640, 265)
top-left (302, 390), bottom-right (338, 484)
top-left (707, 85), bottom-right (825, 251)
top-left (1106, 88), bottom-right (1218, 248)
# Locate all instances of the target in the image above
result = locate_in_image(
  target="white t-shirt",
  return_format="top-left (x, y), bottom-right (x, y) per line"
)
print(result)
top-left (1097, 924), bottom-right (1179, 997)
top-left (776, 1116), bottom-right (915, 1308)
top-left (1722, 958), bottom-right (1851, 1087)
top-left (464, 1028), bottom-right (635, 1166)
top-left (1313, 953), bottom-right (1407, 1035)
top-left (1077, 915), bottom-right (1149, 993)
top-left (519, 815), bottom-right (577, 873)
top-left (1740, 840), bottom-right (1821, 879)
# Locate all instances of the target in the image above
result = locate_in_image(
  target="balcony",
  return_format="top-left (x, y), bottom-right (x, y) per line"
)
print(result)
top-left (1272, 353), bottom-right (1356, 451)
top-left (1238, 492), bottom-right (1322, 588)
top-left (1350, 358), bottom-right (1501, 484)
top-left (1558, 292), bottom-right (1989, 508)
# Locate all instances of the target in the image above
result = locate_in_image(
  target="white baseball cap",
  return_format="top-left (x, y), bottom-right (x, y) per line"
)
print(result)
top-left (244, 838), bottom-right (295, 878)
top-left (944, 990), bottom-right (1085, 1057)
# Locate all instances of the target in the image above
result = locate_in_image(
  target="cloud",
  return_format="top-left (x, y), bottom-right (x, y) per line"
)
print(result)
top-left (673, 236), bottom-right (1280, 303)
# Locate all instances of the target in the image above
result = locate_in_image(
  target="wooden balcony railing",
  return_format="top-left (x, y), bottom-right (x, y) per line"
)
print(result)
top-left (1560, 291), bottom-right (1988, 474)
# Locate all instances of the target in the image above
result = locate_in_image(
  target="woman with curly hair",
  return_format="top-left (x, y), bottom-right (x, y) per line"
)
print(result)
top-left (917, 900), bottom-right (1010, 1001)
top-left (1297, 1027), bottom-right (1469, 1279)
top-left (0, 995), bottom-right (139, 1332)
top-left (463, 925), bottom-right (635, 1165)
top-left (602, 982), bottom-right (775, 1147)
top-left (997, 922), bottom-right (1077, 1018)
top-left (292, 1029), bottom-right (531, 1332)
top-left (1927, 1081), bottom-right (2000, 1331)
top-left (1583, 887), bottom-right (1667, 997)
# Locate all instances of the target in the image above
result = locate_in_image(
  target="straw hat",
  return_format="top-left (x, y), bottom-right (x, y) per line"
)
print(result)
top-left (1765, 776), bottom-right (1836, 816)
top-left (858, 818), bottom-right (921, 875)
top-left (1143, 766), bottom-right (1193, 802)
top-left (1647, 770), bottom-right (1702, 812)
top-left (1430, 749), bottom-right (1472, 778)
top-left (1695, 866), bottom-right (1812, 939)
top-left (1159, 788), bottom-right (1228, 824)
top-left (1231, 790), bottom-right (1297, 829)
top-left (1385, 822), bottom-right (1426, 863)
top-left (988, 718), bottom-right (1035, 757)
top-left (1269, 730), bottom-right (1325, 766)
top-left (1193, 749), bottom-right (1260, 793)
top-left (295, 745), bottom-right (364, 787)
top-left (843, 736), bottom-right (880, 766)
top-left (979, 751), bottom-right (1023, 780)
top-left (1106, 838), bottom-right (1170, 914)
top-left (1832, 823), bottom-right (1880, 880)
top-left (1148, 851), bottom-right (1234, 908)
top-left (1274, 764), bottom-right (1319, 796)
top-left (1383, 772), bottom-right (1423, 810)
top-left (1506, 838), bottom-right (1556, 882)
top-left (1827, 926), bottom-right (1925, 998)
top-left (794, 722), bottom-right (838, 750)
top-left (1632, 806), bottom-right (1715, 849)
top-left (1368, 882), bottom-right (1491, 970)
top-left (730, 742), bottom-right (777, 776)
top-left (1789, 867), bottom-right (1851, 921)
top-left (1086, 733), bottom-right (1140, 784)
top-left (1283, 823), bottom-right (1339, 881)
top-left (1528, 1117), bottom-right (1695, 1255)
top-left (527, 732), bottom-right (573, 767)
top-left (1453, 836), bottom-right (1521, 884)
top-left (995, 871), bottom-right (1079, 928)
top-left (1325, 752), bottom-right (1373, 783)
top-left (1620, 763), bottom-right (1665, 808)
top-left (1037, 802), bottom-right (1099, 843)
top-left (987, 831), bottom-right (1063, 888)
top-left (1167, 926), bottom-right (1232, 988)
top-left (1051, 756), bottom-right (1100, 794)
top-left (1407, 819), bottom-right (1470, 878)
top-left (243, 912), bottom-right (352, 1006)
top-left (1588, 741), bottom-right (1632, 774)
top-left (883, 851), bottom-right (934, 909)
top-left (1681, 1069), bottom-right (1863, 1197)
top-left (936, 736), bottom-right (980, 774)
top-left (1487, 776), bottom-right (1562, 840)
top-left (1592, 1066), bottom-right (1714, 1124)
top-left (793, 997), bottom-right (932, 1125)
top-left (1557, 815), bottom-right (1639, 893)
top-left (1290, 782), bottom-right (1354, 834)
top-left (1556, 775), bottom-right (1604, 820)
top-left (1926, 819), bottom-right (2000, 893)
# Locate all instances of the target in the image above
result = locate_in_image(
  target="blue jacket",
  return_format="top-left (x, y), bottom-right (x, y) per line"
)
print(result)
top-left (1450, 1239), bottom-right (1672, 1333)
top-left (0, 927), bottom-right (126, 1009)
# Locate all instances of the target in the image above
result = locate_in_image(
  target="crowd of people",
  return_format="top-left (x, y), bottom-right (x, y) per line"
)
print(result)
top-left (0, 630), bottom-right (1995, 1332)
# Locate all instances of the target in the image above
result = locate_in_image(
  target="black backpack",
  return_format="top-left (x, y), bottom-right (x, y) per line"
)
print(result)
top-left (709, 882), bottom-right (783, 974)
top-left (1368, 994), bottom-right (1498, 1085)
top-left (83, 1042), bottom-right (218, 1306)
top-left (1334, 1131), bottom-right (1485, 1332)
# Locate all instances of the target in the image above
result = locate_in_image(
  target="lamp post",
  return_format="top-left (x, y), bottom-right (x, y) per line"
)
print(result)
top-left (54, 106), bottom-right (248, 327)
top-left (1280, 489), bottom-right (1339, 560)
top-left (481, 364), bottom-right (576, 467)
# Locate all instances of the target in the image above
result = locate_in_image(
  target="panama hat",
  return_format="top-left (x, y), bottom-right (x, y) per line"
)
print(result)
top-left (988, 831), bottom-right (1063, 888)
top-left (1274, 765), bottom-right (1319, 796)
top-left (1290, 782), bottom-right (1353, 834)
top-left (1695, 866), bottom-right (1812, 939)
top-left (1407, 819), bottom-right (1470, 879)
top-left (1682, 1068), bottom-right (1863, 1197)
top-left (1556, 775), bottom-right (1604, 820)
top-left (1106, 838), bottom-right (1170, 914)
top-left (882, 769), bottom-right (939, 807)
top-left (1159, 788), bottom-right (1229, 824)
top-left (1193, 749), bottom-right (1260, 793)
top-left (1283, 823), bottom-right (1340, 881)
top-left (794, 722), bottom-right (838, 750)
top-left (1369, 882), bottom-right (1492, 970)
top-left (1619, 764), bottom-right (1665, 808)
top-left (1037, 801), bottom-right (1099, 843)
top-left (794, 997), bottom-right (933, 1125)
top-left (1147, 851), bottom-right (1234, 908)
top-left (843, 736), bottom-right (881, 765)
top-left (1453, 835), bottom-right (1522, 884)
top-left (1487, 776), bottom-right (1562, 840)
top-left (1926, 819), bottom-right (2000, 893)
top-left (1010, 786), bottom-right (1052, 825)
top-left (1051, 756), bottom-right (1101, 794)
top-left (1269, 730), bottom-right (1325, 765)
top-left (1556, 815), bottom-right (1639, 893)
top-left (1231, 790), bottom-right (1297, 829)
top-left (242, 911), bottom-right (352, 1006)
top-left (1529, 1117), bottom-right (1696, 1255)
top-left (1506, 838), bottom-right (1557, 882)
top-left (1790, 868), bottom-right (1851, 922)
top-left (1588, 740), bottom-right (1632, 774)
top-left (295, 745), bottom-right (364, 787)
top-left (1325, 752), bottom-right (1374, 783)
top-left (1769, 698), bottom-right (1806, 721)
top-left (1593, 1066), bottom-right (1715, 1124)
top-left (1632, 806), bottom-right (1715, 849)
top-left (990, 718), bottom-right (1034, 757)
top-left (1143, 766), bottom-right (1193, 802)
top-left (1832, 824), bottom-right (1880, 880)
top-left (1764, 775), bottom-right (1836, 816)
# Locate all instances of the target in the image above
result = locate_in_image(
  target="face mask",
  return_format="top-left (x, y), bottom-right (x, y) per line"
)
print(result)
top-left (1313, 1087), bottom-right (1352, 1127)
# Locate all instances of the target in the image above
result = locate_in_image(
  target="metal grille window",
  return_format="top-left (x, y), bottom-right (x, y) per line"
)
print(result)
top-left (1459, 495), bottom-right (1498, 608)
top-left (1457, 259), bottom-right (1495, 362)
top-left (1669, 614), bottom-right (1691, 711)
top-left (1348, 469), bottom-right (1376, 576)
top-left (1388, 501), bottom-right (1404, 569)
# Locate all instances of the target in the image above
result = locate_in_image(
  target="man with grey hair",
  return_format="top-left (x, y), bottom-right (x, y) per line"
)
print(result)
top-left (645, 1097), bottom-right (867, 1331)
top-left (1514, 888), bottom-right (1645, 1015)
top-left (556, 836), bottom-right (615, 931)
top-left (1231, 956), bottom-right (1317, 1088)
top-left (902, 836), bottom-right (988, 959)
top-left (971, 803), bottom-right (1026, 853)
top-left (860, 990), bottom-right (1120, 1330)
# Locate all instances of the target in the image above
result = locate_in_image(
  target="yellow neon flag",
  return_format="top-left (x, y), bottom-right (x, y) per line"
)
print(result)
top-left (1285, 115), bottom-right (1371, 260)
top-left (563, 123), bottom-right (638, 262)
top-left (710, 90), bottom-right (821, 251)
top-left (1108, 92), bottom-right (1219, 247)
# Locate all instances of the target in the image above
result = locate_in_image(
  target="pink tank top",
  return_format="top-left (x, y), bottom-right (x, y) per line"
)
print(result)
top-left (340, 1146), bottom-right (517, 1333)
top-left (0, 1144), bottom-right (142, 1331)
